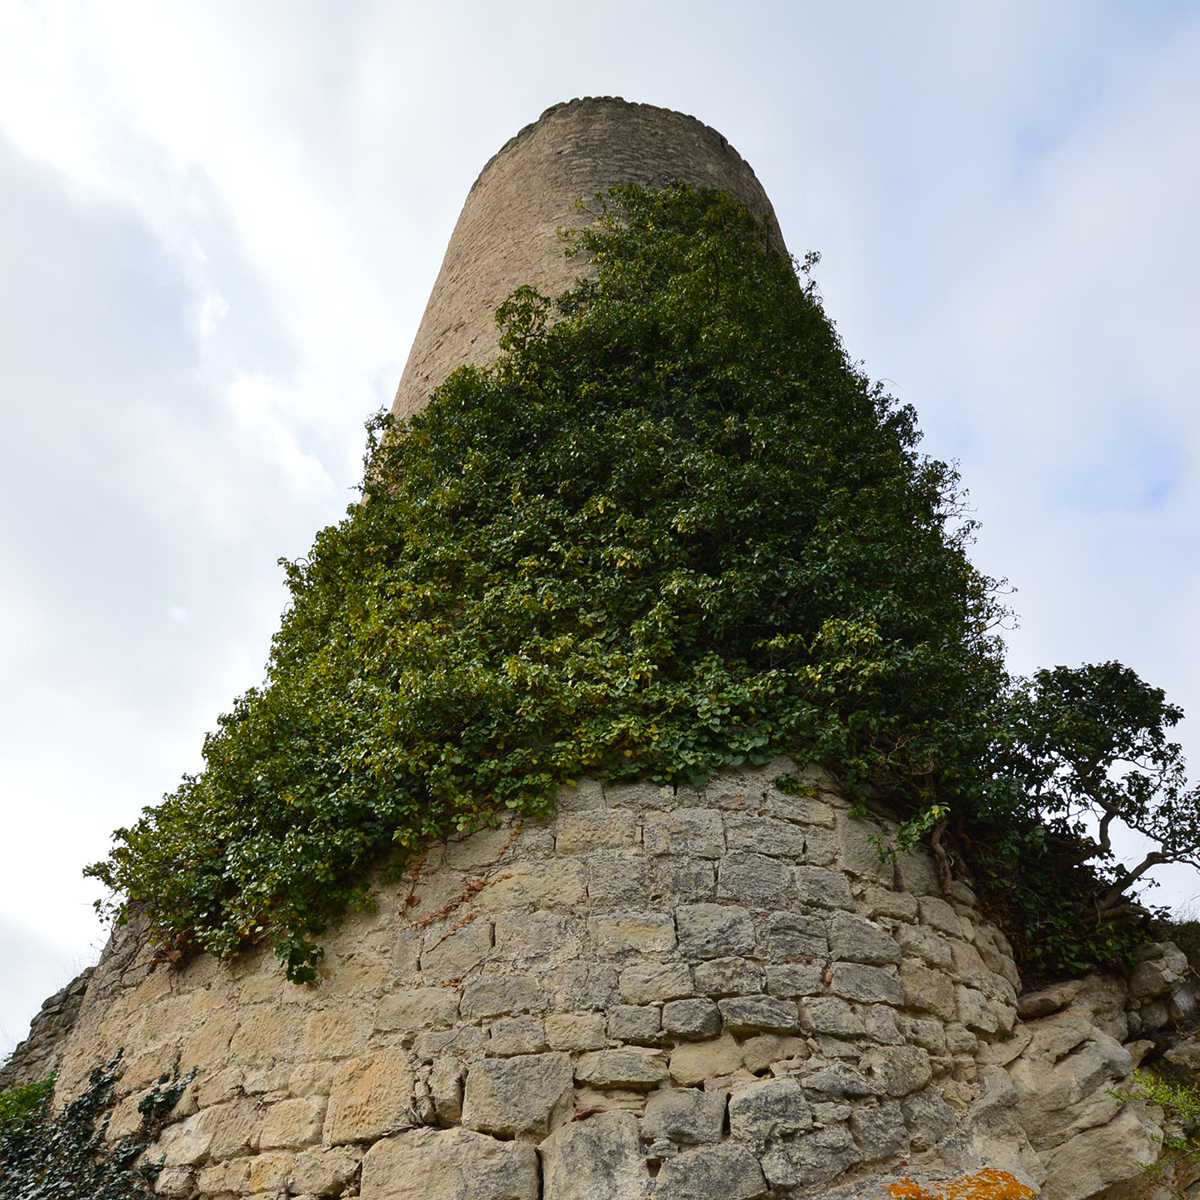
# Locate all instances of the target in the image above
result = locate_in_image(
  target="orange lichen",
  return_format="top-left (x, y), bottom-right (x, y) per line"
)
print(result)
top-left (884, 1168), bottom-right (1037, 1200)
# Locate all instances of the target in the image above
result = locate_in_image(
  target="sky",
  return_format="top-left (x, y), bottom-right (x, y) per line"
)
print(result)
top-left (1, 1), bottom-right (1198, 1056)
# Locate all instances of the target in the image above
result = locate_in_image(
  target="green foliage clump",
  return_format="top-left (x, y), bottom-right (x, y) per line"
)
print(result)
top-left (0, 1055), bottom-right (191, 1200)
top-left (88, 183), bottom-right (1007, 981)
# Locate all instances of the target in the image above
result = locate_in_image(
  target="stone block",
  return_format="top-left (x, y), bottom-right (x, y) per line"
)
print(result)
top-left (542, 963), bottom-right (618, 1013)
top-left (669, 1034), bottom-right (743, 1085)
top-left (729, 1076), bottom-right (812, 1146)
top-left (445, 826), bottom-right (516, 871)
top-left (555, 810), bottom-right (638, 853)
top-left (649, 856), bottom-right (717, 902)
top-left (830, 962), bottom-right (904, 1006)
top-left (896, 1016), bottom-right (947, 1055)
top-left (586, 852), bottom-right (647, 907)
top-left (644, 809), bottom-right (725, 858)
top-left (718, 995), bottom-right (800, 1034)
top-left (799, 996), bottom-right (864, 1037)
top-left (642, 1086), bottom-right (727, 1144)
top-left (421, 922), bottom-right (493, 981)
top-left (850, 1100), bottom-right (908, 1160)
top-left (829, 912), bottom-right (901, 964)
top-left (895, 847), bottom-right (940, 895)
top-left (862, 885), bottom-right (919, 922)
top-left (765, 963), bottom-right (823, 997)
top-left (544, 1011), bottom-right (607, 1051)
top-left (763, 790), bottom-right (836, 827)
top-left (247, 1150), bottom-right (294, 1192)
top-left (487, 1016), bottom-right (547, 1056)
top-left (662, 997), bottom-right (721, 1039)
top-left (197, 1158), bottom-right (249, 1195)
top-left (676, 903), bottom-right (755, 959)
top-left (897, 923), bottom-right (953, 968)
top-left (290, 1144), bottom-right (362, 1196)
top-left (792, 865), bottom-right (855, 909)
top-left (801, 826), bottom-right (837, 865)
top-left (479, 861), bottom-right (587, 912)
top-left (694, 956), bottom-right (764, 996)
top-left (607, 1004), bottom-right (661, 1042)
top-left (461, 1052), bottom-right (574, 1138)
top-left (360, 1126), bottom-right (538, 1200)
top-left (759, 910), bottom-right (828, 958)
top-left (589, 912), bottom-right (676, 956)
top-left (376, 987), bottom-right (460, 1031)
top-left (741, 1033), bottom-right (810, 1072)
top-left (860, 1044), bottom-right (933, 1097)
top-left (575, 1047), bottom-right (669, 1089)
top-left (260, 1096), bottom-right (326, 1149)
top-left (229, 1008), bottom-right (302, 1062)
top-left (835, 813), bottom-right (895, 884)
top-left (956, 984), bottom-right (999, 1035)
top-left (917, 895), bottom-right (963, 937)
top-left (901, 1087), bottom-right (958, 1151)
top-left (413, 1025), bottom-right (488, 1065)
top-left (717, 852), bottom-right (789, 907)
top-left (653, 1143), bottom-right (769, 1200)
top-left (494, 912), bottom-right (582, 967)
top-left (725, 815), bottom-right (806, 858)
top-left (460, 974), bottom-right (542, 1019)
top-left (554, 778), bottom-right (606, 813)
top-left (325, 1050), bottom-right (414, 1145)
top-left (800, 1062), bottom-right (880, 1099)
top-left (899, 960), bottom-right (957, 1020)
top-left (782, 1123), bottom-right (863, 1185)
top-left (430, 1056), bottom-right (463, 1126)
top-left (604, 780), bottom-right (672, 809)
top-left (539, 1110), bottom-right (652, 1200)
top-left (618, 961), bottom-right (692, 1004)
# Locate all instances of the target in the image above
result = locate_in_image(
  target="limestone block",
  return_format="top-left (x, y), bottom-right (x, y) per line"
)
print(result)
top-left (589, 911), bottom-right (676, 956)
top-left (619, 961), bottom-right (692, 1004)
top-left (669, 1034), bottom-right (743, 1085)
top-left (324, 1049), bottom-right (414, 1145)
top-left (897, 1016), bottom-right (948, 1055)
top-left (478, 860), bottom-right (587, 912)
top-left (430, 1056), bottom-right (463, 1126)
top-left (829, 912), bottom-right (901, 965)
top-left (650, 856), bottom-right (717, 902)
top-left (539, 1110), bottom-right (652, 1200)
top-left (917, 896), bottom-right (963, 937)
top-left (717, 852), bottom-right (789, 906)
top-left (895, 846), bottom-right (940, 895)
top-left (864, 1005), bottom-right (904, 1045)
top-left (494, 912), bottom-right (582, 967)
top-left (604, 780), bottom-right (673, 809)
top-left (575, 1047), bottom-right (670, 1089)
top-left (862, 885), bottom-right (919, 922)
top-left (728, 1076), bottom-right (812, 1146)
top-left (197, 1157), bottom-right (250, 1194)
top-left (801, 826), bottom-right (838, 865)
top-left (607, 1004), bottom-right (662, 1042)
top-left (850, 1099), bottom-right (908, 1160)
top-left (376, 987), bottom-right (460, 1031)
top-left (585, 852), bottom-right (648, 907)
top-left (554, 778), bottom-right (606, 813)
top-left (542, 963), bottom-right (618, 1012)
top-left (462, 1051), bottom-right (573, 1138)
top-left (900, 960), bottom-right (958, 1020)
top-left (555, 810), bottom-right (638, 853)
top-left (360, 1126), bottom-right (538, 1200)
top-left (784, 1123), bottom-right (863, 1184)
top-left (246, 1150), bottom-right (295, 1192)
top-left (1130, 942), bottom-right (1189, 999)
top-left (420, 922), bottom-right (493, 981)
top-left (460, 974), bottom-right (542, 1019)
top-left (662, 997), bottom-right (721, 1039)
top-left (152, 1167), bottom-right (196, 1198)
top-left (956, 985), bottom-right (999, 1036)
top-left (725, 815), bottom-right (806, 858)
top-left (643, 1086), bottom-right (727, 1144)
top-left (676, 903), bottom-right (755, 959)
top-left (545, 1011), bottom-right (607, 1051)
top-left (896, 923), bottom-right (953, 968)
top-left (694, 956), bottom-right (765, 996)
top-left (718, 995), bottom-right (800, 1035)
top-left (260, 1095), bottom-right (326, 1149)
top-left (860, 1044), bottom-right (933, 1097)
top-left (800, 1062), bottom-right (880, 1099)
top-left (445, 825), bottom-right (517, 871)
top-left (800, 996), bottom-right (865, 1037)
top-left (759, 910), bottom-right (828, 958)
top-left (902, 1087), bottom-right (958, 1151)
top-left (792, 865), bottom-right (855, 909)
top-left (763, 790), bottom-right (835, 828)
top-left (229, 1008), bottom-right (303, 1063)
top-left (765, 963), bottom-right (823, 997)
top-left (303, 1007), bottom-right (368, 1059)
top-left (290, 1144), bottom-right (362, 1196)
top-left (412, 1024), bottom-right (487, 1065)
top-left (487, 1015), bottom-right (547, 1055)
top-left (653, 1143), bottom-right (769, 1200)
top-left (835, 813), bottom-right (895, 884)
top-left (830, 962), bottom-right (904, 1006)
top-left (741, 1033), bottom-right (809, 1072)
top-left (643, 809), bottom-right (725, 858)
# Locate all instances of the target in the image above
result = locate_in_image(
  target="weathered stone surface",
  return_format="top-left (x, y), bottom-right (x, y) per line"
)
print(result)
top-left (377, 987), bottom-right (460, 1031)
top-left (642, 1086), bottom-right (727, 1144)
top-left (725, 815), bottom-right (806, 858)
top-left (653, 1143), bottom-right (769, 1200)
top-left (717, 852), bottom-right (789, 906)
top-left (1130, 941), bottom-right (1189, 999)
top-left (860, 1044), bottom-right (933, 1097)
top-left (589, 911), bottom-right (676, 955)
top-left (540, 1110), bottom-right (651, 1200)
top-left (835, 813), bottom-right (894, 884)
top-left (829, 912), bottom-right (901, 964)
top-left (669, 1034), bottom-right (743, 1085)
top-left (479, 860), bottom-right (587, 911)
top-left (545, 1011), bottom-right (607, 1051)
top-left (1039, 1107), bottom-right (1162, 1200)
top-left (662, 997), bottom-right (721, 1039)
top-left (800, 1062), bottom-right (880, 1099)
top-left (792, 865), bottom-right (855, 909)
top-left (607, 1004), bottom-right (661, 1042)
top-left (575, 1048), bottom-right (670, 1089)
top-left (487, 1015), bottom-right (547, 1055)
top-left (618, 961), bottom-right (692, 1004)
top-left (783, 1123), bottom-right (863, 1184)
top-left (460, 974), bottom-right (542, 1019)
top-left (259, 1096), bottom-right (326, 1149)
top-left (325, 1050), bottom-right (414, 1145)
top-left (765, 963), bottom-right (823, 997)
top-left (718, 995), bottom-right (800, 1034)
top-left (830, 962), bottom-right (905, 1005)
top-left (728, 1076), bottom-right (812, 1146)
top-left (585, 852), bottom-right (648, 907)
top-left (461, 1052), bottom-right (573, 1138)
top-left (643, 809), bottom-right (725, 858)
top-left (676, 903), bottom-right (755, 959)
top-left (494, 912), bottom-right (582, 967)
top-left (555, 810), bottom-right (638, 853)
top-left (290, 1144), bottom-right (362, 1196)
top-left (902, 1087), bottom-right (959, 1152)
top-left (759, 910), bottom-right (828, 958)
top-left (850, 1099), bottom-right (908, 1160)
top-left (694, 956), bottom-right (765, 996)
top-left (800, 996), bottom-right (865, 1037)
top-left (917, 895), bottom-right (963, 937)
top-left (361, 1126), bottom-right (538, 1200)
top-left (421, 922), bottom-right (493, 980)
top-left (741, 1033), bottom-right (809, 1072)
top-left (900, 960), bottom-right (958, 1019)
top-left (430, 1056), bottom-right (463, 1126)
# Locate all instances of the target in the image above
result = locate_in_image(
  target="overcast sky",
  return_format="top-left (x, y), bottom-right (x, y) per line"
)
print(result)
top-left (2, 1), bottom-right (1198, 1056)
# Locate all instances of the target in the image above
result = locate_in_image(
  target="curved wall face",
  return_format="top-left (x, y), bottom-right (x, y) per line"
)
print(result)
top-left (391, 97), bottom-right (786, 421)
top-left (55, 763), bottom-right (1063, 1199)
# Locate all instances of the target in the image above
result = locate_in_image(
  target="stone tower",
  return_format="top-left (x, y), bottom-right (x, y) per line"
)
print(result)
top-left (13, 98), bottom-right (1185, 1200)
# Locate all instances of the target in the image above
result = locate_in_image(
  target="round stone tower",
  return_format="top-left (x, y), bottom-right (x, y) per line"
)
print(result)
top-left (392, 97), bottom-right (785, 421)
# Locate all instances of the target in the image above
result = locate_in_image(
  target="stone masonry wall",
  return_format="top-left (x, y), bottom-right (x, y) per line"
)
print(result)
top-left (51, 760), bottom-right (1091, 1199)
top-left (390, 97), bottom-right (786, 421)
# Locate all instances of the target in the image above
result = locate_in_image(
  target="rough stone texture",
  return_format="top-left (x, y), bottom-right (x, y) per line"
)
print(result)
top-left (653, 1142), bottom-right (769, 1200)
top-left (390, 97), bottom-right (785, 421)
top-left (539, 1110), bottom-right (651, 1199)
top-left (361, 1126), bottom-right (539, 1200)
top-left (0, 967), bottom-right (93, 1090)
top-left (461, 1052), bottom-right (574, 1138)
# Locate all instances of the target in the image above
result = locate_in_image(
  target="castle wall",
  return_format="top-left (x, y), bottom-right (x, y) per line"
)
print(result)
top-left (390, 97), bottom-right (785, 421)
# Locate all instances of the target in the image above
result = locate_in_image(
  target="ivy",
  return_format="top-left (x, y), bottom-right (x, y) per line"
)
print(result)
top-left (84, 182), bottom-right (1184, 983)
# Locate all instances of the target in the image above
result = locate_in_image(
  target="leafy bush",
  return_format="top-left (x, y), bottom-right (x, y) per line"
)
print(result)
top-left (85, 182), bottom-right (1197, 983)
top-left (0, 1054), bottom-right (191, 1199)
